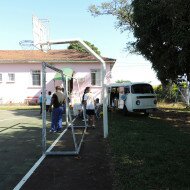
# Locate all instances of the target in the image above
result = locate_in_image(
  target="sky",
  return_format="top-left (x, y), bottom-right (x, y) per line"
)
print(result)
top-left (0, 0), bottom-right (160, 85)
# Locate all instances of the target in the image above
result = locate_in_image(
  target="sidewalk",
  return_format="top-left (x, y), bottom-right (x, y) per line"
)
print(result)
top-left (21, 120), bottom-right (113, 190)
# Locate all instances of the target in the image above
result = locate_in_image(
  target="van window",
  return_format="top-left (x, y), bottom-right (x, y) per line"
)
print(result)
top-left (124, 87), bottom-right (130, 93)
top-left (131, 84), bottom-right (154, 94)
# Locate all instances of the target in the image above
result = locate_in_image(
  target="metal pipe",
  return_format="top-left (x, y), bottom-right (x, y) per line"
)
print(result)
top-left (77, 39), bottom-right (108, 138)
top-left (42, 62), bottom-right (47, 154)
top-left (76, 78), bottom-right (87, 126)
top-left (76, 125), bottom-right (87, 154)
top-left (46, 151), bottom-right (78, 156)
top-left (42, 39), bottom-right (109, 138)
top-left (65, 77), bottom-right (69, 126)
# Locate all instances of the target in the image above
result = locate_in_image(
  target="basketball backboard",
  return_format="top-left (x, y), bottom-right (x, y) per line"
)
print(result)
top-left (32, 15), bottom-right (49, 51)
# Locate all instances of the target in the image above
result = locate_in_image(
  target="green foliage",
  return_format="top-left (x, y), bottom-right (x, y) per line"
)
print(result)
top-left (67, 40), bottom-right (101, 55)
top-left (115, 79), bottom-right (131, 83)
top-left (132, 0), bottom-right (190, 84)
top-left (89, 0), bottom-right (133, 31)
top-left (89, 0), bottom-right (190, 85)
top-left (154, 82), bottom-right (188, 102)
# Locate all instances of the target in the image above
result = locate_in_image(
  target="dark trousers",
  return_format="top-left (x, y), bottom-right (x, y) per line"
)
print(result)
top-left (51, 106), bottom-right (64, 131)
top-left (40, 103), bottom-right (42, 114)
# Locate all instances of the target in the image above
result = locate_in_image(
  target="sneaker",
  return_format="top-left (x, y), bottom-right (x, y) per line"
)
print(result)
top-left (49, 129), bottom-right (56, 133)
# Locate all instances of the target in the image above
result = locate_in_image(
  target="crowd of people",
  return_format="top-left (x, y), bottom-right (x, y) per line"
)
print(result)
top-left (39, 86), bottom-right (100, 133)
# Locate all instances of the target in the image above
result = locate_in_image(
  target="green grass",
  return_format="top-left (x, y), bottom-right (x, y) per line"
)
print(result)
top-left (158, 102), bottom-right (190, 110)
top-left (108, 111), bottom-right (190, 190)
top-left (0, 105), bottom-right (39, 110)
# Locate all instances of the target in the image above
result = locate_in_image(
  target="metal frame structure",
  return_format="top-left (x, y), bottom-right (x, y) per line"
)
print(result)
top-left (42, 62), bottom-right (87, 155)
top-left (14, 15), bottom-right (109, 190)
top-left (40, 39), bottom-right (109, 138)
top-left (175, 83), bottom-right (190, 107)
top-left (32, 15), bottom-right (108, 138)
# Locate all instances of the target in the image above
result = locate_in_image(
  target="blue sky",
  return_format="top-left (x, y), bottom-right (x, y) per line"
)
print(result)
top-left (0, 0), bottom-right (160, 85)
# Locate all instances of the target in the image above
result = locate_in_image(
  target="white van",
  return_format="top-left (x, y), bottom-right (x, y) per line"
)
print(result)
top-left (107, 82), bottom-right (157, 115)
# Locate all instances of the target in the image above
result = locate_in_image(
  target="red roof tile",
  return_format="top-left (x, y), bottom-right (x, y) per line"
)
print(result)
top-left (0, 49), bottom-right (116, 63)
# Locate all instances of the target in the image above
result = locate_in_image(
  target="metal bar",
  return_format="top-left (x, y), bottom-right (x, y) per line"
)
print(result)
top-left (76, 78), bottom-right (87, 126)
top-left (76, 125), bottom-right (87, 154)
top-left (69, 125), bottom-right (87, 128)
top-left (45, 62), bottom-right (63, 73)
top-left (42, 62), bottom-right (47, 154)
top-left (68, 105), bottom-right (78, 151)
top-left (187, 82), bottom-right (190, 107)
top-left (46, 128), bottom-right (68, 152)
top-left (42, 39), bottom-right (109, 138)
top-left (46, 151), bottom-right (78, 155)
top-left (65, 76), bottom-right (69, 126)
top-left (77, 40), bottom-right (108, 138)
top-left (64, 76), bottom-right (79, 151)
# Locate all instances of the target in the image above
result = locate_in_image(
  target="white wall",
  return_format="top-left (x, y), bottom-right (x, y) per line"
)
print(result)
top-left (0, 62), bottom-right (111, 104)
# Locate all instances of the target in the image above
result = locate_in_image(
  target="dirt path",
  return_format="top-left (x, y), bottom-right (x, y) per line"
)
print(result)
top-left (21, 119), bottom-right (113, 190)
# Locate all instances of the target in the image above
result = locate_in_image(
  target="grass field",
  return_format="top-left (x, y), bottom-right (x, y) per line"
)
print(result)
top-left (108, 108), bottom-right (190, 190)
top-left (0, 105), bottom-right (39, 110)
top-left (1, 104), bottom-right (190, 189)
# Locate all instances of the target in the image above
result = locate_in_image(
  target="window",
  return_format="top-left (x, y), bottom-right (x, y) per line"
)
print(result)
top-left (32, 70), bottom-right (41, 86)
top-left (124, 86), bottom-right (130, 94)
top-left (0, 74), bottom-right (2, 82)
top-left (8, 73), bottom-right (15, 82)
top-left (91, 69), bottom-right (101, 86)
top-left (131, 84), bottom-right (154, 94)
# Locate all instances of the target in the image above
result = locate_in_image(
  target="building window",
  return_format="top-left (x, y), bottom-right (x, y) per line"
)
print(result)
top-left (32, 70), bottom-right (41, 86)
top-left (0, 74), bottom-right (2, 82)
top-left (8, 73), bottom-right (15, 82)
top-left (91, 69), bottom-right (101, 86)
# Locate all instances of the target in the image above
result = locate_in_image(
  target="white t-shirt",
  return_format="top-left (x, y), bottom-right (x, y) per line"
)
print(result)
top-left (84, 92), bottom-right (95, 110)
top-left (46, 95), bottom-right (52, 105)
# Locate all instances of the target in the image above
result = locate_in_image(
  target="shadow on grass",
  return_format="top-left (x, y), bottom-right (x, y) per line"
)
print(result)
top-left (108, 111), bottom-right (190, 190)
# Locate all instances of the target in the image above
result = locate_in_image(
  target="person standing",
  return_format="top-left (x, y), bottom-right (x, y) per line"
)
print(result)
top-left (114, 88), bottom-right (119, 108)
top-left (49, 86), bottom-right (65, 133)
top-left (81, 87), bottom-right (88, 120)
top-left (39, 92), bottom-right (42, 115)
top-left (46, 91), bottom-right (52, 113)
top-left (83, 87), bottom-right (95, 128)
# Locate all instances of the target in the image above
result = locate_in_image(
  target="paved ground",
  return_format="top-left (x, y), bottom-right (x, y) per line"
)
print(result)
top-left (0, 110), bottom-right (43, 190)
top-left (0, 109), bottom-right (113, 190)
top-left (21, 118), bottom-right (113, 190)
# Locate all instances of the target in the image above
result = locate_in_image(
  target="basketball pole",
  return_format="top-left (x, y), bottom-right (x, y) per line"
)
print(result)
top-left (41, 39), bottom-right (109, 138)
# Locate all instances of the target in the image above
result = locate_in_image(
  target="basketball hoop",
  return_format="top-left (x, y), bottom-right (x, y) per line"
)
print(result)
top-left (19, 40), bottom-right (34, 50)
top-left (32, 15), bottom-right (50, 52)
top-left (40, 43), bottom-right (51, 53)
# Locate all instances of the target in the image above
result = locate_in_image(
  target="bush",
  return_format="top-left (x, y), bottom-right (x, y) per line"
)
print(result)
top-left (154, 83), bottom-right (184, 103)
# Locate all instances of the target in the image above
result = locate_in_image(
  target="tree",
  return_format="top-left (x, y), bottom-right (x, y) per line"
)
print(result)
top-left (115, 79), bottom-right (131, 83)
top-left (67, 40), bottom-right (101, 55)
top-left (132, 0), bottom-right (190, 84)
top-left (89, 0), bottom-right (190, 84)
top-left (89, 0), bottom-right (133, 31)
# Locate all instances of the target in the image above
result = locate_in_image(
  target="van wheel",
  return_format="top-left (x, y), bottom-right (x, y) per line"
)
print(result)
top-left (123, 105), bottom-right (128, 116)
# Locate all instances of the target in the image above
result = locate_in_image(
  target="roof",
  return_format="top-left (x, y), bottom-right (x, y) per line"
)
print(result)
top-left (0, 49), bottom-right (116, 63)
